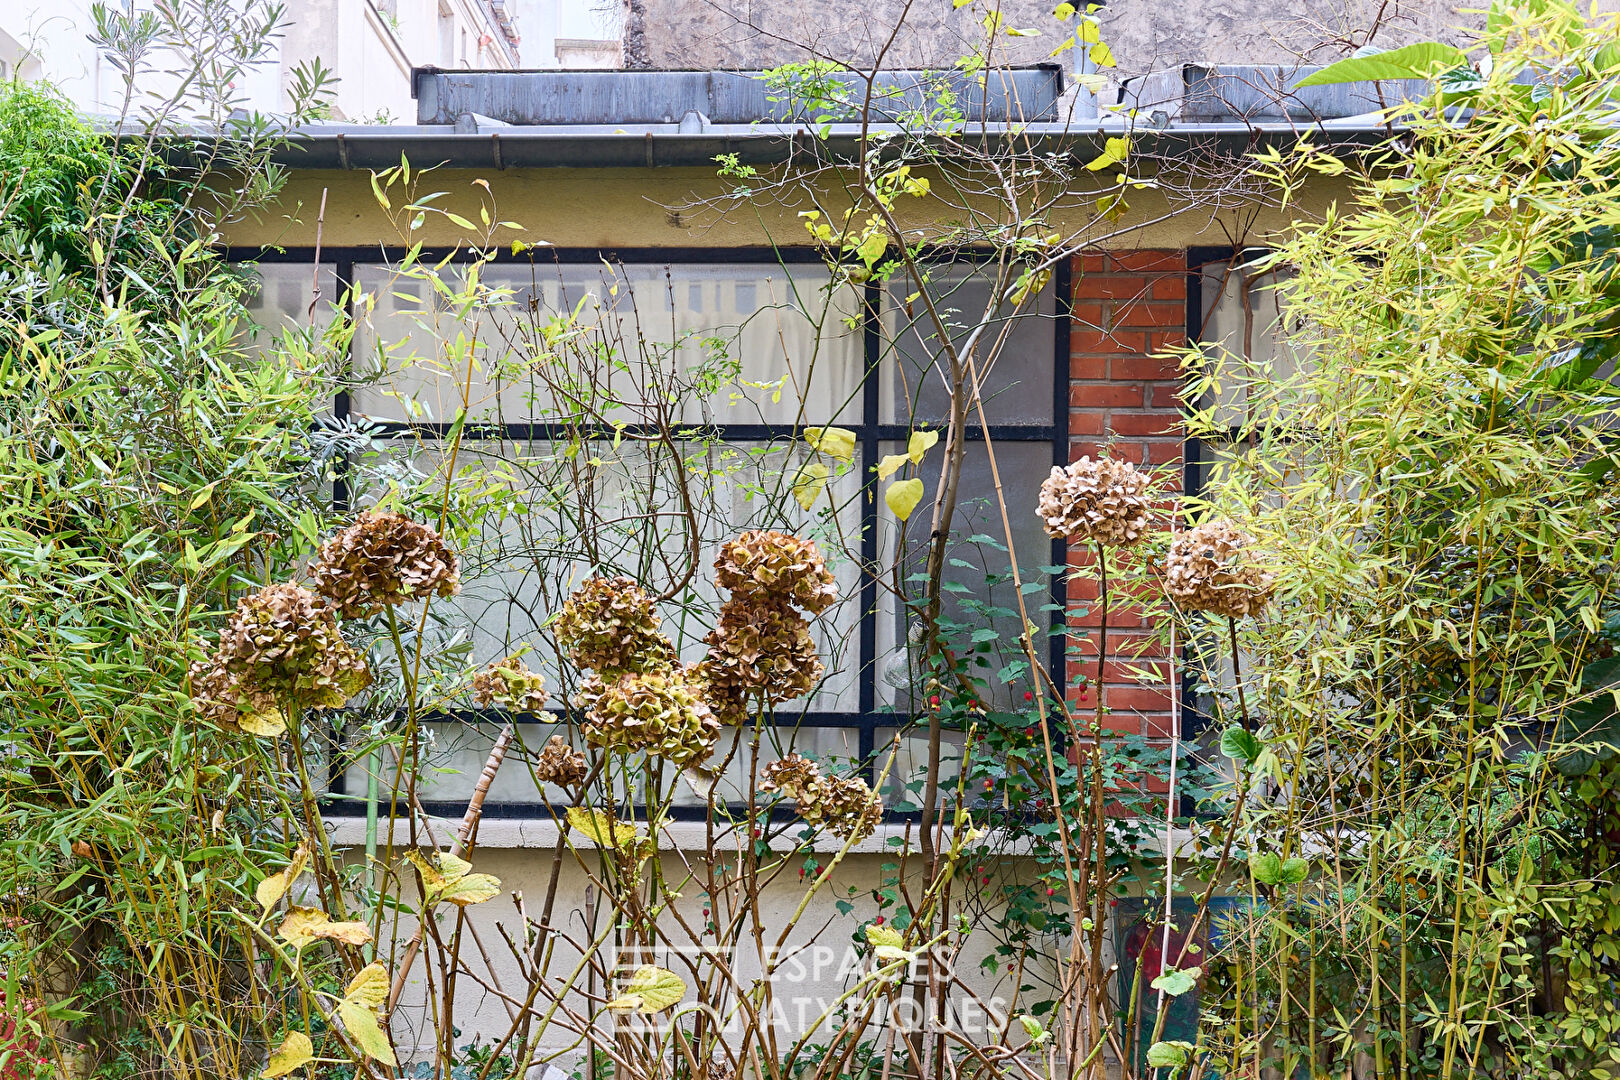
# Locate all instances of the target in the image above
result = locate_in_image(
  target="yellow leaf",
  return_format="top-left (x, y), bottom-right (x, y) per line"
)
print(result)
top-left (567, 807), bottom-right (621, 848)
top-left (605, 965), bottom-right (686, 1014)
top-left (1089, 41), bottom-right (1115, 67)
top-left (262, 1031), bottom-right (313, 1078)
top-left (446, 212), bottom-right (476, 230)
top-left (238, 708), bottom-right (287, 738)
top-left (805, 426), bottom-right (856, 463)
top-left (335, 1001), bottom-right (396, 1066)
top-left (369, 172), bottom-right (390, 211)
top-left (865, 924), bottom-right (905, 950)
top-left (256, 844), bottom-right (309, 915)
top-left (907, 429), bottom-right (939, 464)
top-left (406, 850), bottom-right (501, 906)
top-left (1077, 17), bottom-right (1100, 42)
top-left (278, 906), bottom-right (374, 949)
top-left (342, 963), bottom-right (391, 1010)
top-left (876, 453), bottom-right (911, 480)
top-left (885, 479), bottom-right (924, 521)
top-left (793, 463), bottom-right (830, 511)
top-left (1054, 2), bottom-right (1076, 17)
top-left (439, 873), bottom-right (502, 906)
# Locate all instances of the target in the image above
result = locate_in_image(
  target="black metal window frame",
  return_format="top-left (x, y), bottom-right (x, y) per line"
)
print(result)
top-left (228, 244), bottom-right (1072, 821)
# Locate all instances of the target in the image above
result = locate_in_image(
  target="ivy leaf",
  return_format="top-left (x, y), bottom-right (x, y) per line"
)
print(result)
top-left (1295, 42), bottom-right (1467, 87)
top-left (278, 906), bottom-right (374, 949)
top-left (1150, 966), bottom-right (1201, 996)
top-left (256, 843), bottom-right (310, 915)
top-left (606, 965), bottom-right (686, 1013)
top-left (907, 428), bottom-right (939, 463)
top-left (1145, 1040), bottom-right (1194, 1068)
top-left (1219, 725), bottom-right (1262, 765)
top-left (805, 426), bottom-right (856, 462)
top-left (793, 463), bottom-right (830, 511)
top-left (262, 1031), bottom-right (313, 1078)
top-left (885, 478), bottom-right (924, 521)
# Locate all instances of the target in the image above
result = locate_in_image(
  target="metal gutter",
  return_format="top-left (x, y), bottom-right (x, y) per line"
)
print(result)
top-left (256, 117), bottom-right (1392, 171)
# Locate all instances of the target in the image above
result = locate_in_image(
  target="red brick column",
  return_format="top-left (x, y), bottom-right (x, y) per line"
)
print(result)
top-left (1065, 250), bottom-right (1185, 740)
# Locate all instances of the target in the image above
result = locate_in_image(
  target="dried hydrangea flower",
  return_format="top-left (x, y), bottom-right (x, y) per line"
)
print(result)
top-left (702, 598), bottom-right (823, 705)
top-left (576, 666), bottom-right (720, 765)
top-left (555, 576), bottom-right (677, 676)
top-left (1163, 519), bottom-right (1275, 619)
top-left (714, 531), bottom-right (839, 614)
top-left (534, 734), bottom-right (587, 787)
top-left (1036, 456), bottom-right (1154, 547)
top-left (688, 659), bottom-right (750, 727)
top-left (311, 511), bottom-right (460, 619)
top-left (761, 753), bottom-right (882, 843)
top-left (187, 655), bottom-right (283, 736)
top-left (204, 583), bottom-right (370, 717)
top-left (472, 654), bottom-right (550, 713)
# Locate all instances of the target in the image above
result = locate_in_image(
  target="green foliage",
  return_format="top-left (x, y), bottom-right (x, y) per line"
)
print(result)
top-left (1184, 2), bottom-right (1620, 1074)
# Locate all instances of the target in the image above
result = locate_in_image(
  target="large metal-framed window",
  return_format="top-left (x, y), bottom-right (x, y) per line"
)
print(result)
top-left (229, 245), bottom-right (1071, 820)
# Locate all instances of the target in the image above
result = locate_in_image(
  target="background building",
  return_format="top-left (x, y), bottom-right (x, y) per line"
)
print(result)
top-left (0, 0), bottom-right (522, 122)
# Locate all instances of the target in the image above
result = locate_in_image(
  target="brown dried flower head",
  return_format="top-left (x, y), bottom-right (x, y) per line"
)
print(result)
top-left (702, 598), bottom-right (823, 706)
top-left (714, 531), bottom-right (838, 614)
top-left (555, 576), bottom-right (677, 676)
top-left (187, 656), bottom-right (282, 735)
top-left (1163, 520), bottom-right (1275, 619)
top-left (312, 511), bottom-right (460, 619)
top-left (576, 666), bottom-right (720, 765)
top-left (202, 583), bottom-right (370, 721)
top-left (1036, 456), bottom-right (1154, 546)
top-left (472, 654), bottom-right (550, 713)
top-left (761, 753), bottom-right (882, 843)
top-left (534, 734), bottom-right (588, 787)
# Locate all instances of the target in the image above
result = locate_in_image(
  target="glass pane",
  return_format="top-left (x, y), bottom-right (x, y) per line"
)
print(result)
top-left (874, 439), bottom-right (1056, 710)
top-left (344, 436), bottom-right (868, 713)
top-left (873, 726), bottom-right (966, 811)
top-left (1196, 255), bottom-right (1297, 429)
top-left (236, 262), bottom-right (340, 349)
top-left (880, 264), bottom-right (1057, 426)
top-left (340, 720), bottom-right (569, 807)
top-left (350, 262), bottom-right (864, 427)
top-left (667, 725), bottom-right (865, 808)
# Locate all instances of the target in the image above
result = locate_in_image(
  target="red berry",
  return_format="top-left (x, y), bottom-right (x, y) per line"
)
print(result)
top-left (874, 915), bottom-right (884, 924)
top-left (929, 695), bottom-right (940, 708)
top-left (1046, 888), bottom-right (1055, 896)
top-left (1024, 691), bottom-right (1034, 702)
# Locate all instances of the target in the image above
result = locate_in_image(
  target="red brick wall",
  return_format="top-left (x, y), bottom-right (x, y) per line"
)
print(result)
top-left (1066, 250), bottom-right (1185, 741)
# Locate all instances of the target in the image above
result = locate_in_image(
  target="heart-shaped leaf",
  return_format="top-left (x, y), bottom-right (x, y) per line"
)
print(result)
top-left (906, 429), bottom-right (938, 463)
top-left (885, 478), bottom-right (924, 521)
top-left (793, 463), bottom-right (830, 511)
top-left (262, 1031), bottom-right (313, 1078)
top-left (805, 427), bottom-right (856, 462)
top-left (1150, 966), bottom-right (1201, 997)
